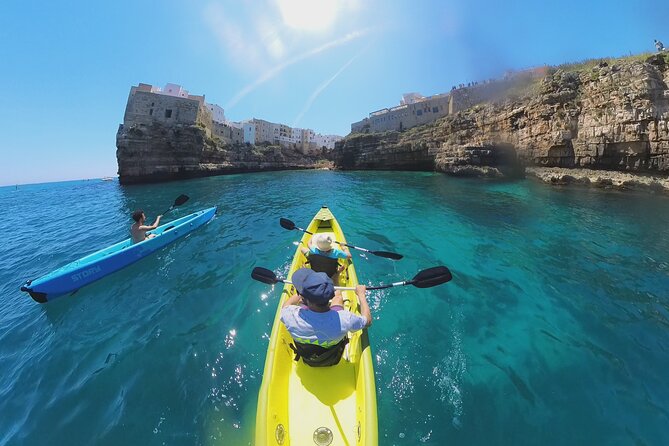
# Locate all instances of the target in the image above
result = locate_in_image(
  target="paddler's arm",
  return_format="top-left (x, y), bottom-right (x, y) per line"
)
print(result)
top-left (151, 215), bottom-right (162, 228)
top-left (356, 285), bottom-right (372, 327)
top-left (299, 240), bottom-right (310, 256)
top-left (282, 293), bottom-right (302, 308)
top-left (140, 215), bottom-right (162, 231)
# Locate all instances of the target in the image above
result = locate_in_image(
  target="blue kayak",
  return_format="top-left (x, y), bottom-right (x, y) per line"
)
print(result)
top-left (21, 206), bottom-right (217, 303)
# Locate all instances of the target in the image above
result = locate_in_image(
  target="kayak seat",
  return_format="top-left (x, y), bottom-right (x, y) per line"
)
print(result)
top-left (306, 253), bottom-right (339, 278)
top-left (290, 337), bottom-right (349, 367)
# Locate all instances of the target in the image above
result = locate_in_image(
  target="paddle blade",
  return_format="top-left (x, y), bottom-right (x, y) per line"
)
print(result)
top-left (371, 250), bottom-right (404, 260)
top-left (411, 266), bottom-right (452, 288)
top-left (251, 267), bottom-right (279, 285)
top-left (279, 218), bottom-right (296, 230)
top-left (174, 194), bottom-right (189, 206)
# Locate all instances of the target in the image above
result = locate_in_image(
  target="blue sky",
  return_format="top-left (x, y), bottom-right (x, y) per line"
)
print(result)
top-left (1, 0), bottom-right (667, 185)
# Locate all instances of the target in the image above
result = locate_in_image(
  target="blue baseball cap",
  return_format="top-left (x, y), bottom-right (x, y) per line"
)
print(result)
top-left (291, 268), bottom-right (335, 304)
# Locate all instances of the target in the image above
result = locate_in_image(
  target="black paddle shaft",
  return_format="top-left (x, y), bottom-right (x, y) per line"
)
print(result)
top-left (160, 194), bottom-right (189, 216)
top-left (279, 218), bottom-right (403, 260)
top-left (250, 265), bottom-right (452, 290)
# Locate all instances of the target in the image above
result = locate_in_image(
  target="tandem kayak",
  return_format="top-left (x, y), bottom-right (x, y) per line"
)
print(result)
top-left (20, 206), bottom-right (217, 303)
top-left (255, 207), bottom-right (378, 445)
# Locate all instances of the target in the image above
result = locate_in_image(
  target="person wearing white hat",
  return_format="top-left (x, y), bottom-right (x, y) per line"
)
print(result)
top-left (300, 232), bottom-right (352, 260)
top-left (299, 232), bottom-right (353, 285)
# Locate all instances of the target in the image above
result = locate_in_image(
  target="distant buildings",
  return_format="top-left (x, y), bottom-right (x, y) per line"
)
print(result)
top-left (122, 83), bottom-right (342, 153)
top-left (351, 67), bottom-right (549, 134)
top-left (241, 118), bottom-right (342, 152)
top-left (351, 92), bottom-right (450, 134)
top-left (206, 103), bottom-right (226, 124)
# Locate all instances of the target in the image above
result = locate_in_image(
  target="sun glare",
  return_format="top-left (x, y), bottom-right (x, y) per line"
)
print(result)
top-left (277, 0), bottom-right (340, 32)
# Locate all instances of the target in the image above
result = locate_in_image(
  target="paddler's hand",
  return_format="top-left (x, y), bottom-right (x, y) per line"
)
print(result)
top-left (355, 285), bottom-right (372, 327)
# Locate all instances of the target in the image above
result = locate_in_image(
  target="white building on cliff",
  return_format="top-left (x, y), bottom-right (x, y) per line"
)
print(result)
top-left (124, 82), bottom-right (341, 151)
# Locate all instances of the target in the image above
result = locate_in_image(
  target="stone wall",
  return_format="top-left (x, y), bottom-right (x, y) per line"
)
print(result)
top-left (352, 94), bottom-right (451, 134)
top-left (212, 121), bottom-right (244, 145)
top-left (122, 90), bottom-right (208, 127)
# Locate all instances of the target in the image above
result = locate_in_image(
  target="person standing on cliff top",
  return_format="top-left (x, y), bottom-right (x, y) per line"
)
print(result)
top-left (130, 210), bottom-right (162, 243)
top-left (655, 39), bottom-right (666, 52)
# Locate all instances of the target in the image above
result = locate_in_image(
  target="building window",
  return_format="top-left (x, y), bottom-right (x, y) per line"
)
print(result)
top-left (165, 109), bottom-right (173, 118)
top-left (149, 108), bottom-right (153, 116)
top-left (433, 107), bottom-right (439, 113)
top-left (416, 110), bottom-right (423, 116)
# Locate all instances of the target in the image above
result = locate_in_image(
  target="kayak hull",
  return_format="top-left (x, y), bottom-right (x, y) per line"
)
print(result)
top-left (255, 207), bottom-right (378, 445)
top-left (21, 206), bottom-right (217, 302)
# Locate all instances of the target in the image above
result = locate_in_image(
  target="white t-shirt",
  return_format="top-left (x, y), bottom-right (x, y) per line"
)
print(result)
top-left (280, 305), bottom-right (367, 348)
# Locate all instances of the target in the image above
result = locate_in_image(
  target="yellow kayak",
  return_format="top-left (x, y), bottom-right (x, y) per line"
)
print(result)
top-left (255, 206), bottom-right (378, 445)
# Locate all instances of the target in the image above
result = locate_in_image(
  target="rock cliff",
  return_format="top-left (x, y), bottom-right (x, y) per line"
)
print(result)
top-left (334, 54), bottom-right (669, 181)
top-left (116, 123), bottom-right (330, 184)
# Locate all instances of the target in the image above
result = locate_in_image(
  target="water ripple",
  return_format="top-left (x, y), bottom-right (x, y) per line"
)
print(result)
top-left (1, 173), bottom-right (669, 445)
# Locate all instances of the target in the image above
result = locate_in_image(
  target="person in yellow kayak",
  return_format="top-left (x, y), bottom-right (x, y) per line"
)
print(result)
top-left (130, 210), bottom-right (162, 244)
top-left (300, 232), bottom-right (352, 283)
top-left (300, 232), bottom-right (352, 260)
top-left (281, 268), bottom-right (372, 367)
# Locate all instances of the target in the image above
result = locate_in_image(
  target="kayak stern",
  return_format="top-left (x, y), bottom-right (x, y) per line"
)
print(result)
top-left (20, 281), bottom-right (48, 303)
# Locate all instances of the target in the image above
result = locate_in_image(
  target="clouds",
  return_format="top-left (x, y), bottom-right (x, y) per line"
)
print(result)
top-left (276, 0), bottom-right (339, 32)
top-left (203, 3), bottom-right (279, 73)
top-left (203, 0), bottom-right (370, 109)
top-left (225, 29), bottom-right (369, 109)
top-left (292, 46), bottom-right (368, 127)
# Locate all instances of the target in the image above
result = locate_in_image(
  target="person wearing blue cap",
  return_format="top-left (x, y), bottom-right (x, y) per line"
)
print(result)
top-left (280, 267), bottom-right (372, 367)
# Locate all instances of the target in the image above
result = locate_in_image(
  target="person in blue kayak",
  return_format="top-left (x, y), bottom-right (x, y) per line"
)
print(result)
top-left (130, 210), bottom-right (162, 243)
top-left (281, 268), bottom-right (372, 367)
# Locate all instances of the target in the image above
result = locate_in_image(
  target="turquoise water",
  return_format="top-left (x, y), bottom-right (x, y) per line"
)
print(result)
top-left (1, 171), bottom-right (669, 445)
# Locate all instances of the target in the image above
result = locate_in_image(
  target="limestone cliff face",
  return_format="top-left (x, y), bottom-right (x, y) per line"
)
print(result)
top-left (334, 54), bottom-right (669, 178)
top-left (116, 123), bottom-right (330, 184)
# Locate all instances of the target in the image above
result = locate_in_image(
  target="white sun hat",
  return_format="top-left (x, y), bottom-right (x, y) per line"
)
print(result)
top-left (314, 233), bottom-right (336, 251)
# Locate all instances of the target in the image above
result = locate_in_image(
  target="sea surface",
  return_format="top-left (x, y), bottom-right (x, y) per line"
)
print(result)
top-left (1, 171), bottom-right (669, 446)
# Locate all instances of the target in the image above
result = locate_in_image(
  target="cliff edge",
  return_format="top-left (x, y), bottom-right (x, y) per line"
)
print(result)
top-left (116, 123), bottom-right (329, 184)
top-left (115, 84), bottom-right (331, 185)
top-left (334, 54), bottom-right (669, 180)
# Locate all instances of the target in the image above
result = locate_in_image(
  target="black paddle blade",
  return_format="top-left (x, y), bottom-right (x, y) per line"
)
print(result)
top-left (372, 250), bottom-right (404, 260)
top-left (174, 194), bottom-right (189, 206)
top-left (279, 218), bottom-right (296, 230)
top-left (251, 267), bottom-right (279, 285)
top-left (411, 266), bottom-right (452, 288)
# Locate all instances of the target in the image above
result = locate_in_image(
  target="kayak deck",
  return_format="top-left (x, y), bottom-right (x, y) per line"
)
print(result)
top-left (256, 207), bottom-right (377, 445)
top-left (21, 207), bottom-right (217, 302)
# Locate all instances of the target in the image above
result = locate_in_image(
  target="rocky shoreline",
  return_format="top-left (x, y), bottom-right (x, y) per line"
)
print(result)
top-left (116, 123), bottom-right (331, 185)
top-left (526, 167), bottom-right (669, 192)
top-left (334, 53), bottom-right (669, 188)
top-left (117, 54), bottom-right (669, 190)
